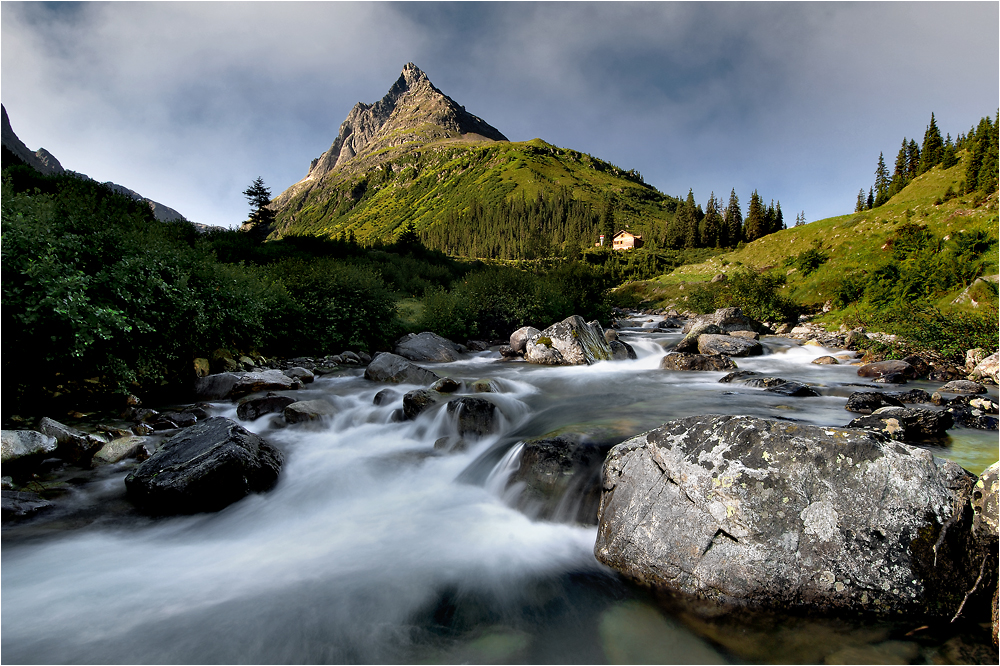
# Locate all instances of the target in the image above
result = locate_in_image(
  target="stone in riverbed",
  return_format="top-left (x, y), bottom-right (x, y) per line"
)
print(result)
top-left (237, 392), bottom-right (297, 421)
top-left (660, 352), bottom-right (737, 372)
top-left (764, 381), bottom-right (819, 397)
top-left (92, 435), bottom-right (150, 465)
top-left (194, 370), bottom-right (302, 400)
top-left (697, 334), bottom-right (763, 357)
top-left (283, 399), bottom-right (337, 424)
top-left (609, 339), bottom-right (637, 360)
top-left (1, 490), bottom-right (53, 523)
top-left (857, 360), bottom-right (916, 381)
top-left (844, 392), bottom-right (906, 414)
top-left (446, 397), bottom-right (498, 439)
top-left (395, 331), bottom-right (462, 362)
top-left (37, 417), bottom-right (104, 464)
top-left (524, 315), bottom-right (613, 366)
top-left (125, 417), bottom-right (283, 514)
top-left (939, 380), bottom-right (987, 395)
top-left (812, 355), bottom-right (839, 365)
top-left (1, 430), bottom-right (57, 465)
top-left (402, 389), bottom-right (442, 420)
top-left (363, 352), bottom-right (441, 385)
top-left (969, 351), bottom-right (999, 385)
top-left (510, 326), bottom-right (541, 354)
top-left (846, 406), bottom-right (953, 441)
top-left (674, 323), bottom-right (723, 353)
top-left (595, 414), bottom-right (990, 618)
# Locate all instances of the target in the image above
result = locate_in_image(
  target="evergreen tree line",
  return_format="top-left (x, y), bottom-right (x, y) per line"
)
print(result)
top-left (419, 186), bottom-right (787, 260)
top-left (857, 111), bottom-right (999, 211)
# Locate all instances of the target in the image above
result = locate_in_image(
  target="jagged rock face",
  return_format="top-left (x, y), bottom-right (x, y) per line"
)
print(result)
top-left (304, 63), bottom-right (507, 181)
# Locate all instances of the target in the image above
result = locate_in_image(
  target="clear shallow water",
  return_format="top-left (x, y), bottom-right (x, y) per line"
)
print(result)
top-left (3, 325), bottom-right (997, 664)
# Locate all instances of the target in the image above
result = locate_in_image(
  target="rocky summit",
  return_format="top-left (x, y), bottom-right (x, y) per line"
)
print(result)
top-left (274, 63), bottom-right (506, 210)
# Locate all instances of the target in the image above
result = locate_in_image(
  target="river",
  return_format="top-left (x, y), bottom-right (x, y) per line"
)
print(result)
top-left (3, 318), bottom-right (997, 663)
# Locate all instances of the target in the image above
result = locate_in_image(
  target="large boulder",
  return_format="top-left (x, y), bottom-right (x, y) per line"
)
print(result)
top-left (697, 334), bottom-right (763, 357)
top-left (236, 393), bottom-right (297, 421)
top-left (510, 326), bottom-right (541, 354)
top-left (681, 307), bottom-right (765, 335)
top-left (524, 316), bottom-right (612, 366)
top-left (660, 352), bottom-right (737, 372)
top-left (124, 417), bottom-right (283, 514)
top-left (609, 340), bottom-right (638, 361)
top-left (857, 360), bottom-right (916, 381)
top-left (394, 332), bottom-right (462, 362)
top-left (363, 352), bottom-right (441, 385)
top-left (939, 380), bottom-right (987, 395)
top-left (92, 435), bottom-right (149, 465)
top-left (674, 323), bottom-right (723, 353)
top-left (194, 370), bottom-right (302, 401)
top-left (283, 399), bottom-right (337, 424)
top-left (846, 406), bottom-right (953, 441)
top-left (595, 414), bottom-right (990, 618)
top-left (37, 417), bottom-right (104, 464)
top-left (844, 392), bottom-right (906, 414)
top-left (1, 430), bottom-right (57, 465)
top-left (402, 389), bottom-right (442, 420)
top-left (970, 351), bottom-right (999, 385)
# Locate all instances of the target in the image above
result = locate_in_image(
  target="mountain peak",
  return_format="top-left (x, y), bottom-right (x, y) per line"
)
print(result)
top-left (301, 64), bottom-right (507, 180)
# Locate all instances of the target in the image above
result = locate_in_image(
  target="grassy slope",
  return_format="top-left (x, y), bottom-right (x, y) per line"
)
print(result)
top-left (621, 150), bottom-right (998, 313)
top-left (274, 138), bottom-right (676, 244)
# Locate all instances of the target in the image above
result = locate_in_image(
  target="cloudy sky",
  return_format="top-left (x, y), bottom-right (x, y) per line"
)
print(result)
top-left (3, 2), bottom-right (997, 228)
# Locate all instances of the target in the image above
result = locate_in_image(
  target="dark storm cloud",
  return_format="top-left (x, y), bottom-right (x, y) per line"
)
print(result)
top-left (2, 2), bottom-right (996, 227)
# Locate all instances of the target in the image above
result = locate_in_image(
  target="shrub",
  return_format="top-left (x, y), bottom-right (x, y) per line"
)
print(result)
top-left (716, 268), bottom-right (800, 323)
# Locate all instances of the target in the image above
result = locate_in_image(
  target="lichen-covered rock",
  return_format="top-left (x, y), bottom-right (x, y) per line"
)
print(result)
top-left (595, 414), bottom-right (989, 618)
top-left (697, 334), bottom-right (763, 357)
top-left (674, 323), bottom-right (723, 353)
top-left (812, 356), bottom-right (839, 365)
top-left (124, 417), bottom-right (282, 514)
top-left (845, 392), bottom-right (906, 414)
top-left (394, 331), bottom-right (461, 362)
top-left (363, 352), bottom-right (441, 385)
top-left (524, 316), bottom-right (612, 366)
top-left (660, 353), bottom-right (737, 372)
top-left (92, 435), bottom-right (149, 465)
top-left (970, 351), bottom-right (999, 385)
top-left (430, 377), bottom-right (462, 393)
top-left (193, 370), bottom-right (302, 400)
top-left (681, 307), bottom-right (764, 335)
top-left (402, 389), bottom-right (441, 420)
top-left (846, 407), bottom-right (953, 441)
top-left (939, 380), bottom-right (987, 395)
top-left (1, 430), bottom-right (57, 465)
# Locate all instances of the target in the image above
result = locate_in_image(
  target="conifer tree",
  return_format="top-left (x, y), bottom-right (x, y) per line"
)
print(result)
top-left (976, 113), bottom-right (998, 194)
top-left (873, 152), bottom-right (890, 206)
top-left (701, 192), bottom-right (722, 247)
top-left (867, 187), bottom-right (874, 209)
top-left (775, 201), bottom-right (784, 231)
top-left (890, 139), bottom-right (909, 196)
top-left (941, 134), bottom-right (959, 169)
top-left (682, 189), bottom-right (700, 248)
top-left (600, 198), bottom-right (616, 247)
top-left (965, 116), bottom-right (991, 193)
top-left (855, 189), bottom-right (866, 213)
top-left (725, 189), bottom-right (742, 246)
top-left (906, 140), bottom-right (921, 181)
top-left (918, 112), bottom-right (944, 173)
top-left (743, 190), bottom-right (765, 242)
top-left (241, 176), bottom-right (276, 241)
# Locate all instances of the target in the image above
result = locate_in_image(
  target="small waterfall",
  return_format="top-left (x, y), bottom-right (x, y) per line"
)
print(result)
top-left (485, 441), bottom-right (524, 502)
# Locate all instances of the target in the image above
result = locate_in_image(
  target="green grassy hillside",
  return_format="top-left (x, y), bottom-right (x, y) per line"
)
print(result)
top-left (621, 149), bottom-right (998, 318)
top-left (274, 138), bottom-right (678, 246)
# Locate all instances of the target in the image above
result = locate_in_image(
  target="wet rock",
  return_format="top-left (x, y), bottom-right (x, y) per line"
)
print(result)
top-left (283, 366), bottom-right (315, 384)
top-left (125, 417), bottom-right (283, 514)
top-left (944, 396), bottom-right (1000, 430)
top-left (884, 389), bottom-right (932, 404)
top-left (372, 388), bottom-right (399, 406)
top-left (194, 370), bottom-right (302, 400)
top-left (939, 380), bottom-right (987, 395)
top-left (37, 417), bottom-right (104, 464)
top-left (845, 392), bottom-right (906, 414)
top-left (470, 378), bottom-right (500, 393)
top-left (193, 357), bottom-right (210, 378)
top-left (743, 377), bottom-right (789, 388)
top-left (595, 414), bottom-right (985, 617)
top-left (610, 339), bottom-right (638, 361)
top-left (1, 490), bottom-right (53, 523)
top-left (1, 430), bottom-right (58, 465)
top-left (764, 381), bottom-right (819, 397)
top-left (719, 370), bottom-right (759, 384)
top-left (92, 435), bottom-right (150, 464)
top-left (525, 316), bottom-right (612, 366)
top-left (681, 307), bottom-right (764, 335)
top-left (237, 393), bottom-right (297, 421)
top-left (446, 397), bottom-right (498, 439)
top-left (364, 352), bottom-right (441, 385)
top-left (697, 334), bottom-right (763, 357)
top-left (812, 356), bottom-right (839, 365)
top-left (857, 360), bottom-right (916, 381)
top-left (402, 389), bottom-right (442, 420)
top-left (283, 399), bottom-right (336, 424)
top-left (150, 411), bottom-right (198, 430)
top-left (465, 340), bottom-right (491, 352)
top-left (598, 601), bottom-right (722, 664)
top-left (509, 326), bottom-right (541, 354)
top-left (395, 332), bottom-right (462, 362)
top-left (846, 406), bottom-right (953, 441)
top-left (729, 330), bottom-right (760, 341)
top-left (660, 352), bottom-right (738, 372)
top-left (498, 345), bottom-right (521, 360)
top-left (431, 377), bottom-right (462, 393)
top-left (674, 323), bottom-right (723, 353)
top-left (510, 434), bottom-right (617, 524)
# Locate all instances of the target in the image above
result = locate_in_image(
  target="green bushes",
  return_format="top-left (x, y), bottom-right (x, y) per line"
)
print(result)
top-left (846, 302), bottom-right (999, 362)
top-left (685, 269), bottom-right (800, 323)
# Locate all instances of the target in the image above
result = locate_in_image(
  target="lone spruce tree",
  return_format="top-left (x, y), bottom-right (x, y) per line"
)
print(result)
top-left (918, 113), bottom-right (944, 174)
top-left (242, 177), bottom-right (276, 241)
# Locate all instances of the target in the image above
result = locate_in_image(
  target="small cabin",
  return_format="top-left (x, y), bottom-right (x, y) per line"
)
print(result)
top-left (611, 230), bottom-right (643, 250)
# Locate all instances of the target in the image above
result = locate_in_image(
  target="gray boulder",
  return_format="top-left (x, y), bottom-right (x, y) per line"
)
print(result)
top-left (660, 352), bottom-right (737, 372)
top-left (402, 389), bottom-right (442, 420)
top-left (524, 316), bottom-right (612, 366)
top-left (681, 307), bottom-right (764, 335)
top-left (363, 352), bottom-right (441, 385)
top-left (283, 399), bottom-right (337, 424)
top-left (857, 360), bottom-right (916, 381)
top-left (124, 417), bottom-right (283, 514)
top-left (431, 377), bottom-right (462, 393)
top-left (1, 490), bottom-right (53, 523)
top-left (395, 332), bottom-right (461, 362)
top-left (237, 393), bottom-right (297, 421)
top-left (764, 381), bottom-right (820, 397)
top-left (844, 392), bottom-right (906, 414)
top-left (610, 340), bottom-right (638, 361)
top-left (939, 380), bottom-right (987, 395)
top-left (372, 388), bottom-right (399, 406)
top-left (446, 397), bottom-right (499, 439)
top-left (1, 430), bottom-right (57, 465)
top-left (37, 417), bottom-right (104, 463)
top-left (92, 435), bottom-right (150, 465)
top-left (674, 323), bottom-right (723, 353)
top-left (283, 367), bottom-right (315, 384)
top-left (846, 406), bottom-right (953, 441)
top-left (510, 326), bottom-right (542, 354)
top-left (595, 414), bottom-right (987, 617)
top-left (194, 370), bottom-right (302, 400)
top-left (970, 351), bottom-right (999, 385)
top-left (697, 334), bottom-right (763, 357)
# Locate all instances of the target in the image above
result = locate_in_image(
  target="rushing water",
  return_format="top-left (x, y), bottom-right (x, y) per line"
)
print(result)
top-left (3, 320), bottom-right (998, 664)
